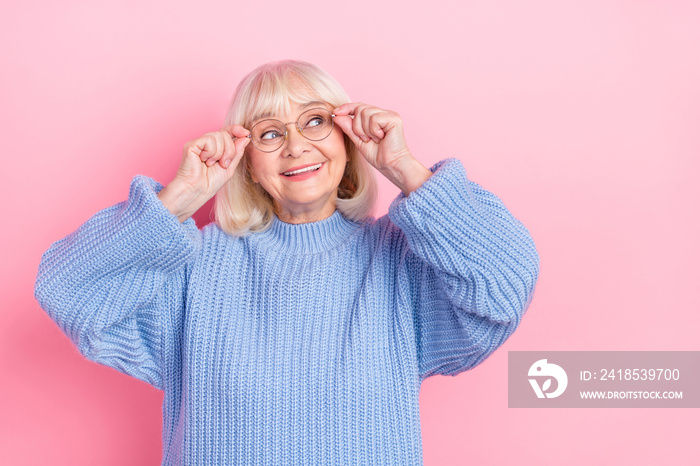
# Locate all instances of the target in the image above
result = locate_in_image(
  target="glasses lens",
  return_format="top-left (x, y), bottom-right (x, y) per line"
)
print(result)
top-left (251, 119), bottom-right (286, 152)
top-left (298, 108), bottom-right (333, 141)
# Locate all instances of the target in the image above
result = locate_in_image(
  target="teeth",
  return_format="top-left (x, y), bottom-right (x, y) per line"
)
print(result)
top-left (283, 163), bottom-right (322, 176)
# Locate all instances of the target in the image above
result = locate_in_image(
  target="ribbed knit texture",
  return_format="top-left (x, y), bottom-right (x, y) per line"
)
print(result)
top-left (35, 157), bottom-right (540, 465)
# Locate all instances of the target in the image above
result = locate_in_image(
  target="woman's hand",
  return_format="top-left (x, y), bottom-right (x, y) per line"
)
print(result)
top-left (333, 102), bottom-right (432, 195)
top-left (332, 103), bottom-right (412, 172)
top-left (157, 125), bottom-right (250, 222)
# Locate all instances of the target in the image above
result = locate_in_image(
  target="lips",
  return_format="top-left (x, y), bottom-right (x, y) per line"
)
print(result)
top-left (281, 162), bottom-right (324, 176)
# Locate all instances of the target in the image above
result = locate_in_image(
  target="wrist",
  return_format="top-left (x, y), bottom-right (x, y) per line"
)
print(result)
top-left (157, 179), bottom-right (207, 223)
top-left (379, 154), bottom-right (432, 196)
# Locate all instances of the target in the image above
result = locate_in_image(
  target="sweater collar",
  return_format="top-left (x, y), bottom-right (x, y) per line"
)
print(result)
top-left (253, 210), bottom-right (363, 254)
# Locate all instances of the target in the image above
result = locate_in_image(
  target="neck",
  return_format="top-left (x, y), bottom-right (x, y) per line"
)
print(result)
top-left (274, 198), bottom-right (337, 224)
top-left (253, 209), bottom-right (364, 254)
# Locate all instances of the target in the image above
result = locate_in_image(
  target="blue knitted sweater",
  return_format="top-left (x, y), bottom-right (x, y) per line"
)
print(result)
top-left (35, 157), bottom-right (539, 465)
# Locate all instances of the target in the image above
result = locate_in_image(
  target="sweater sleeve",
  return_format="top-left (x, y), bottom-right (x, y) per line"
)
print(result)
top-left (34, 175), bottom-right (202, 390)
top-left (388, 158), bottom-right (540, 382)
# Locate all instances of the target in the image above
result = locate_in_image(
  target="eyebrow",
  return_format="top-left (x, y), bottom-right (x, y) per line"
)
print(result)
top-left (299, 100), bottom-right (327, 110)
top-left (251, 100), bottom-right (328, 123)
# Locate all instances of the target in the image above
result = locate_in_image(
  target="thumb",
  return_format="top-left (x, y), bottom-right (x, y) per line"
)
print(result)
top-left (333, 115), bottom-right (363, 148)
top-left (220, 137), bottom-right (249, 170)
top-left (233, 136), bottom-right (250, 156)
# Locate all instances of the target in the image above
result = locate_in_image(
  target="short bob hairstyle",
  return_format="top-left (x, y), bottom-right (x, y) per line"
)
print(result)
top-left (214, 60), bottom-right (378, 237)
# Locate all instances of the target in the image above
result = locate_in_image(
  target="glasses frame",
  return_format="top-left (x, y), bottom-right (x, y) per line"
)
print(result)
top-left (245, 107), bottom-right (337, 153)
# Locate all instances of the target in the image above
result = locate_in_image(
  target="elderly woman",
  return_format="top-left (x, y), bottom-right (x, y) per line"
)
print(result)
top-left (35, 60), bottom-right (539, 465)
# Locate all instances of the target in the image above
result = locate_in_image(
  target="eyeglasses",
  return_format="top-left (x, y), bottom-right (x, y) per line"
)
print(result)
top-left (246, 107), bottom-right (336, 153)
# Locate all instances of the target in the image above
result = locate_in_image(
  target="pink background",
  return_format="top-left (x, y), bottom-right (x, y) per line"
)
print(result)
top-left (2, 1), bottom-right (698, 464)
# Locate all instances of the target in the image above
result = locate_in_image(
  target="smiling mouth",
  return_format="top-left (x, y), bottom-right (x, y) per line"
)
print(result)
top-left (282, 163), bottom-right (324, 176)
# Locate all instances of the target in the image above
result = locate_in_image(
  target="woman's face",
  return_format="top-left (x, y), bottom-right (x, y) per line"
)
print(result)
top-left (245, 98), bottom-right (348, 223)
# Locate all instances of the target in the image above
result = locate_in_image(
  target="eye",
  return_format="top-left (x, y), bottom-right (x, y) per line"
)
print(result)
top-left (303, 116), bottom-right (324, 128)
top-left (261, 130), bottom-right (283, 141)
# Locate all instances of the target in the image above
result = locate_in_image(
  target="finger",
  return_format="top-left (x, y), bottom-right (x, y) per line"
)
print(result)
top-left (367, 112), bottom-right (389, 143)
top-left (193, 135), bottom-right (216, 161)
top-left (333, 115), bottom-right (364, 148)
top-left (220, 137), bottom-right (249, 170)
top-left (206, 132), bottom-right (226, 166)
top-left (333, 102), bottom-right (361, 116)
top-left (229, 137), bottom-right (250, 168)
top-left (225, 133), bottom-right (250, 169)
top-left (233, 135), bottom-right (250, 155)
top-left (222, 124), bottom-right (251, 139)
top-left (219, 132), bottom-right (236, 168)
top-left (360, 108), bottom-right (385, 144)
top-left (353, 106), bottom-right (371, 143)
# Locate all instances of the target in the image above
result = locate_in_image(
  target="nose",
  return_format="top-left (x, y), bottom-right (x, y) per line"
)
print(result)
top-left (281, 123), bottom-right (311, 158)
